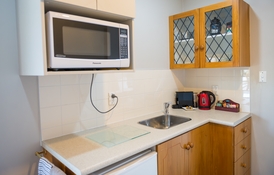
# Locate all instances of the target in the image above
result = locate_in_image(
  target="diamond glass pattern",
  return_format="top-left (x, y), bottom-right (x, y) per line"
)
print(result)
top-left (205, 6), bottom-right (233, 62)
top-left (173, 16), bottom-right (195, 64)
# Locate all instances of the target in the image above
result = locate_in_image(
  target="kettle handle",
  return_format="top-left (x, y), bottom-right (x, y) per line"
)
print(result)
top-left (202, 91), bottom-right (216, 106)
top-left (208, 91), bottom-right (216, 106)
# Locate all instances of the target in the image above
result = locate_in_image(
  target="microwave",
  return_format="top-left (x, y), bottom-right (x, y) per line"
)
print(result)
top-left (45, 11), bottom-right (130, 70)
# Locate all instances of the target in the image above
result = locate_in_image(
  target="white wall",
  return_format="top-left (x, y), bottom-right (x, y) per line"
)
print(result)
top-left (248, 0), bottom-right (274, 174)
top-left (181, 0), bottom-right (274, 174)
top-left (0, 0), bottom-right (41, 174)
top-left (134, 0), bottom-right (182, 69)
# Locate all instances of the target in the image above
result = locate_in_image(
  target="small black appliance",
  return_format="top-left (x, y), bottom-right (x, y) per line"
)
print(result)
top-left (172, 91), bottom-right (194, 109)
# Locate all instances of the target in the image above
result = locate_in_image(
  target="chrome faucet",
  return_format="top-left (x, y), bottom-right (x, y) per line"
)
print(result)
top-left (164, 102), bottom-right (170, 128)
top-left (164, 102), bottom-right (170, 116)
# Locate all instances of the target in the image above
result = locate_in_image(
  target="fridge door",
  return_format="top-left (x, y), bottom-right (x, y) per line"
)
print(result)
top-left (90, 150), bottom-right (157, 175)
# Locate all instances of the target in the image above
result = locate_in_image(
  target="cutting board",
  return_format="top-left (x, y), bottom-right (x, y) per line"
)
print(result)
top-left (86, 125), bottom-right (150, 147)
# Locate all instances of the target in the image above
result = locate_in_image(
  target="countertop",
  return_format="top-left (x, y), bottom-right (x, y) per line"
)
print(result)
top-left (42, 109), bottom-right (251, 175)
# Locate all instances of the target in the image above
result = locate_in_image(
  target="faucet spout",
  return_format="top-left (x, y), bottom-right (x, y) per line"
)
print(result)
top-left (164, 102), bottom-right (170, 128)
top-left (164, 102), bottom-right (170, 115)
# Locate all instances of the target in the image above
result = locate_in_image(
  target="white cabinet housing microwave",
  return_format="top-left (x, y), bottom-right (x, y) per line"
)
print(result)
top-left (16, 0), bottom-right (134, 75)
top-left (46, 11), bottom-right (130, 71)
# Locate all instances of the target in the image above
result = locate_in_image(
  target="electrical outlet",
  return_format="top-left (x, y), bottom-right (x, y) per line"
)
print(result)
top-left (259, 71), bottom-right (267, 82)
top-left (212, 85), bottom-right (218, 94)
top-left (108, 92), bottom-right (115, 106)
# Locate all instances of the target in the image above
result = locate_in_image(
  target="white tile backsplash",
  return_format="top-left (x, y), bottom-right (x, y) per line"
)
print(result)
top-left (61, 75), bottom-right (79, 85)
top-left (62, 122), bottom-right (83, 135)
top-left (39, 75), bottom-right (60, 86)
top-left (40, 106), bottom-right (62, 129)
top-left (221, 68), bottom-right (235, 76)
top-left (61, 85), bottom-right (80, 105)
top-left (38, 69), bottom-right (250, 140)
top-left (42, 127), bottom-right (62, 140)
top-left (183, 67), bottom-right (250, 112)
top-left (207, 68), bottom-right (222, 77)
top-left (39, 86), bottom-right (61, 108)
top-left (61, 104), bottom-right (80, 125)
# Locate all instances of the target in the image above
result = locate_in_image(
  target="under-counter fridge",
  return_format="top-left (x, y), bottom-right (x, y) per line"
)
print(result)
top-left (90, 149), bottom-right (157, 175)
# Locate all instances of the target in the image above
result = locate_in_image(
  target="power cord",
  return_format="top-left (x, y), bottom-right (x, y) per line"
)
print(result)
top-left (89, 74), bottom-right (119, 114)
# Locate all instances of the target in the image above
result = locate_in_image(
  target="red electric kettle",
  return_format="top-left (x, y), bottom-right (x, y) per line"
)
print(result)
top-left (197, 91), bottom-right (216, 110)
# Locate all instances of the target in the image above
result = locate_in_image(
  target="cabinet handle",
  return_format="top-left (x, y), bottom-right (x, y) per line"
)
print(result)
top-left (241, 145), bottom-right (247, 150)
top-left (184, 144), bottom-right (191, 150)
top-left (195, 46), bottom-right (199, 51)
top-left (189, 142), bottom-right (194, 148)
top-left (241, 163), bottom-right (247, 168)
top-left (200, 45), bottom-right (204, 50)
top-left (241, 127), bottom-right (248, 133)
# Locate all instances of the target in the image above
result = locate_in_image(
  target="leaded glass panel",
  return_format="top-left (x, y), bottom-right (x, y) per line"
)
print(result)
top-left (205, 6), bottom-right (233, 63)
top-left (173, 16), bottom-right (195, 64)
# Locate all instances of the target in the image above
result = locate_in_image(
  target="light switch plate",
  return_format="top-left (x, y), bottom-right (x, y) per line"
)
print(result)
top-left (259, 71), bottom-right (267, 82)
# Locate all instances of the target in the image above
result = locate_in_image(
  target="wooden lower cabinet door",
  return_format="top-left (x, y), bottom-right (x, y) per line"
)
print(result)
top-left (210, 123), bottom-right (234, 175)
top-left (189, 124), bottom-right (211, 175)
top-left (157, 124), bottom-right (210, 175)
top-left (157, 132), bottom-right (189, 175)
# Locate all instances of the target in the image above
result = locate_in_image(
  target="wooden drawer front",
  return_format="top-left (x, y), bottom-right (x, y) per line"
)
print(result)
top-left (234, 134), bottom-right (251, 162)
top-left (234, 149), bottom-right (251, 175)
top-left (234, 118), bottom-right (251, 144)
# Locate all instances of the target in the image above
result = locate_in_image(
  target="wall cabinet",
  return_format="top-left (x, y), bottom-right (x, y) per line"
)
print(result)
top-left (97, 0), bottom-right (135, 18)
top-left (16, 0), bottom-right (135, 76)
top-left (157, 118), bottom-right (251, 175)
top-left (46, 0), bottom-right (135, 18)
top-left (48, 0), bottom-right (97, 10)
top-left (156, 124), bottom-right (210, 175)
top-left (169, 0), bottom-right (250, 69)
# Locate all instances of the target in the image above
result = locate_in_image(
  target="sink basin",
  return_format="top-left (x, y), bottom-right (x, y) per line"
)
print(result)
top-left (138, 115), bottom-right (191, 129)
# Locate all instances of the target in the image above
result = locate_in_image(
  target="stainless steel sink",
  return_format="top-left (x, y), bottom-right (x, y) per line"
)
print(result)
top-left (138, 115), bottom-right (191, 129)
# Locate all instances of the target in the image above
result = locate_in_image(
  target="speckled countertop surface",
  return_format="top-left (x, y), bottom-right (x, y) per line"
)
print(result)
top-left (42, 109), bottom-right (251, 175)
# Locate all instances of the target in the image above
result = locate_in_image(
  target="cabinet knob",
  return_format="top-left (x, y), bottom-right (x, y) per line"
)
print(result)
top-left (189, 142), bottom-right (194, 148)
top-left (241, 163), bottom-right (247, 168)
top-left (241, 145), bottom-right (247, 150)
top-left (200, 45), bottom-right (204, 50)
top-left (241, 127), bottom-right (248, 133)
top-left (195, 46), bottom-right (199, 51)
top-left (184, 144), bottom-right (191, 150)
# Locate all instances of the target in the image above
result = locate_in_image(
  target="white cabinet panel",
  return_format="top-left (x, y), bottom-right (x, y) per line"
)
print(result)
top-left (97, 0), bottom-right (135, 18)
top-left (17, 0), bottom-right (134, 76)
top-left (50, 0), bottom-right (97, 9)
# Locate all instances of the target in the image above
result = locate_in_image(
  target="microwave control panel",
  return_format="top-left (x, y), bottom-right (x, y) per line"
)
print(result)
top-left (120, 28), bottom-right (129, 59)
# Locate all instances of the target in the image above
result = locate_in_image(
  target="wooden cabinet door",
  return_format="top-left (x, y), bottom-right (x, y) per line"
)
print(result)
top-left (199, 0), bottom-right (250, 68)
top-left (189, 124), bottom-right (211, 175)
top-left (97, 0), bottom-right (135, 18)
top-left (157, 132), bottom-right (189, 175)
top-left (169, 9), bottom-right (200, 69)
top-left (199, 1), bottom-right (233, 68)
top-left (210, 123), bottom-right (234, 175)
top-left (157, 124), bottom-right (210, 175)
top-left (51, 0), bottom-right (97, 9)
